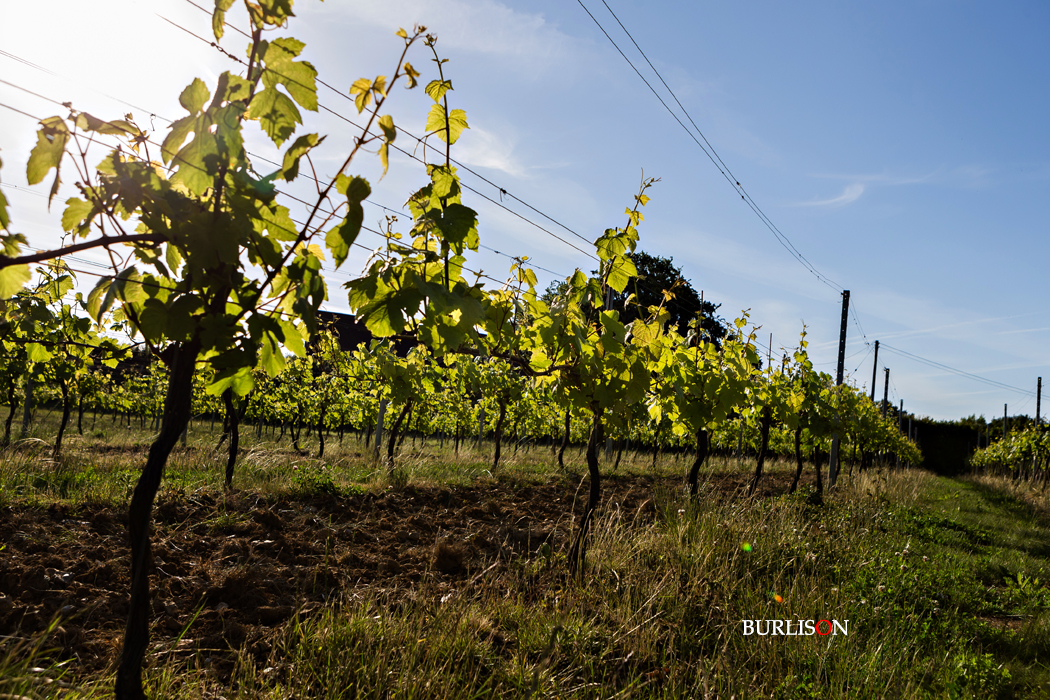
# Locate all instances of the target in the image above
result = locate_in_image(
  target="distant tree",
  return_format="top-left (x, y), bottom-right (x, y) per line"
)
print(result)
top-left (957, 414), bottom-right (988, 431)
top-left (540, 279), bottom-right (569, 307)
top-left (615, 251), bottom-right (726, 344)
top-left (542, 251), bottom-right (726, 344)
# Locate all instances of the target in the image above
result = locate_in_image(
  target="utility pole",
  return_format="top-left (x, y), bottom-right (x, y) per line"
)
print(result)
top-left (829, 290), bottom-right (849, 487)
top-left (882, 367), bottom-right (890, 419)
top-left (870, 340), bottom-right (879, 402)
top-left (1003, 403), bottom-right (1008, 442)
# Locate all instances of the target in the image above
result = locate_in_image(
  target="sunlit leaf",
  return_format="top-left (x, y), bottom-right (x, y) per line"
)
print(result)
top-left (425, 104), bottom-right (469, 145)
top-left (26, 116), bottom-right (69, 206)
top-left (247, 86), bottom-right (301, 147)
top-left (281, 132), bottom-right (324, 181)
top-left (425, 79), bottom-right (452, 103)
top-left (179, 78), bottom-right (211, 114)
top-left (0, 264), bottom-right (30, 298)
top-left (61, 197), bottom-right (94, 234)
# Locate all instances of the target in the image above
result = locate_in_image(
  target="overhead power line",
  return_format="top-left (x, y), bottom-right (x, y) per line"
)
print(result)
top-left (1, 98), bottom-right (532, 300)
top-left (181, 0), bottom-right (600, 253)
top-left (158, 7), bottom-right (603, 263)
top-left (171, 0), bottom-right (759, 329)
top-left (161, 6), bottom-right (776, 329)
top-left (879, 343), bottom-right (1036, 397)
top-left (851, 342), bottom-right (874, 376)
top-left (139, 12), bottom-right (741, 323)
top-left (0, 70), bottom-right (696, 331)
top-left (3, 12), bottom-right (825, 345)
top-left (0, 51), bottom-right (572, 284)
top-left (575, 0), bottom-right (842, 293)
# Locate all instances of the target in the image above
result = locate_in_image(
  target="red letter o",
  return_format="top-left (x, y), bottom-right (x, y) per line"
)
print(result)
top-left (816, 620), bottom-right (832, 635)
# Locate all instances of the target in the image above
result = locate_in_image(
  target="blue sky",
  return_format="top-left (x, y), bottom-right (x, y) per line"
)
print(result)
top-left (2, 0), bottom-right (1049, 421)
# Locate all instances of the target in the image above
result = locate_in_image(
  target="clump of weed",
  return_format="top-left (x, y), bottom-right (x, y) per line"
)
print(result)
top-left (292, 464), bottom-right (340, 497)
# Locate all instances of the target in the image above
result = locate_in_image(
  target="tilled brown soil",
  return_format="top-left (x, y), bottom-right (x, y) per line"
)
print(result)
top-left (0, 468), bottom-right (800, 682)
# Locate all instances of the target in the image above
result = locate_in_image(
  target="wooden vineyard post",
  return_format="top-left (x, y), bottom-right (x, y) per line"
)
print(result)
top-left (882, 367), bottom-right (890, 419)
top-left (897, 399), bottom-right (903, 469)
top-left (829, 290), bottom-right (849, 488)
top-left (1037, 377), bottom-right (1042, 427)
top-left (374, 400), bottom-right (387, 463)
top-left (19, 370), bottom-right (33, 439)
top-left (870, 340), bottom-right (879, 402)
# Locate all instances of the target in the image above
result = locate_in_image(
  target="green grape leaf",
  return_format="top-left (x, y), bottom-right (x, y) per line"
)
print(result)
top-left (171, 127), bottom-right (219, 195)
top-left (61, 197), bottom-right (94, 235)
top-left (595, 229), bottom-right (630, 261)
top-left (74, 113), bottom-right (139, 136)
top-left (248, 86), bottom-right (301, 147)
top-left (278, 317), bottom-right (306, 356)
top-left (0, 264), bottom-right (30, 298)
top-left (281, 132), bottom-right (324, 181)
top-left (0, 187), bottom-right (9, 232)
top-left (211, 72), bottom-right (252, 107)
top-left (516, 265), bottom-right (538, 290)
top-left (378, 142), bottom-right (390, 177)
top-left (26, 116), bottom-right (69, 205)
top-left (257, 0), bottom-right (295, 27)
top-left (259, 332), bottom-right (286, 375)
top-left (254, 201), bottom-right (297, 242)
top-left (160, 115), bottom-right (196, 165)
top-left (325, 210), bottom-right (362, 268)
top-left (261, 37), bottom-right (318, 112)
top-left (630, 319), bottom-right (660, 348)
top-left (425, 104), bottom-right (469, 145)
top-left (428, 202), bottom-right (478, 252)
top-left (349, 78), bottom-right (372, 113)
top-left (179, 78), bottom-right (211, 114)
top-left (605, 255), bottom-right (637, 293)
top-left (208, 366), bottom-right (256, 397)
top-left (378, 114), bottom-right (396, 142)
top-left (211, 103), bottom-right (246, 158)
top-left (324, 176), bottom-right (370, 266)
top-left (429, 165), bottom-right (458, 199)
top-left (425, 79), bottom-right (453, 103)
top-left (136, 298), bottom-right (170, 343)
top-left (336, 173), bottom-right (371, 202)
top-left (347, 272), bottom-right (423, 337)
top-left (26, 342), bottom-right (52, 363)
top-left (212, 0), bottom-right (236, 39)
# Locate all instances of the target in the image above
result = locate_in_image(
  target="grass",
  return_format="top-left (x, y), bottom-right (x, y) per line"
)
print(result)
top-left (4, 409), bottom-right (1050, 697)
top-left (1, 408), bottom-right (712, 505)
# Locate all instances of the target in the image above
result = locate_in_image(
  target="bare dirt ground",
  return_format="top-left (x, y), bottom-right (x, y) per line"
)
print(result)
top-left (0, 468), bottom-right (801, 682)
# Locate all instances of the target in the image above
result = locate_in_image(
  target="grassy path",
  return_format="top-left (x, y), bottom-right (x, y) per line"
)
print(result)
top-left (899, 475), bottom-right (1050, 697)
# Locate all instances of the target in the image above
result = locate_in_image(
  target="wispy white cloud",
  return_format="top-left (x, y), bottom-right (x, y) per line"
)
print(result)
top-left (947, 164), bottom-right (994, 188)
top-left (814, 171), bottom-right (934, 186)
top-left (997, 326), bottom-right (1050, 336)
top-left (795, 182), bottom-right (865, 207)
top-left (320, 0), bottom-right (576, 71)
top-left (814, 165), bottom-right (993, 189)
top-left (454, 126), bottom-right (525, 177)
